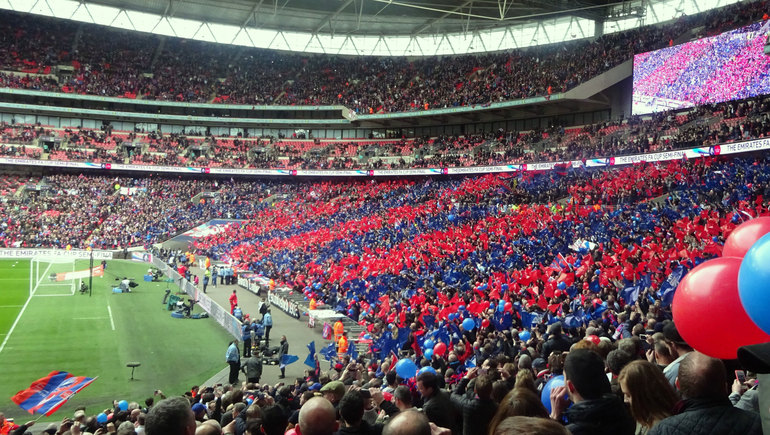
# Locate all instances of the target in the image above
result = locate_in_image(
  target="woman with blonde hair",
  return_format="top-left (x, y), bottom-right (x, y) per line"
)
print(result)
top-left (514, 370), bottom-right (538, 396)
top-left (618, 360), bottom-right (678, 434)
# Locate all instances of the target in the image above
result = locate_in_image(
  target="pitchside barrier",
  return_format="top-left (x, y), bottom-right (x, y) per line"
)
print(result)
top-left (150, 256), bottom-right (241, 340)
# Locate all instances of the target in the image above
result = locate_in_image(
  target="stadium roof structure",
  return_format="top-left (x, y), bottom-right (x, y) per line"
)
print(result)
top-left (1, 0), bottom-right (743, 55)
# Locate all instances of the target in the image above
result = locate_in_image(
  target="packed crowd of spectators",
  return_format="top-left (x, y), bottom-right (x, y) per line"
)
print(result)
top-left (3, 93), bottom-right (770, 171)
top-left (4, 153), bottom-right (769, 435)
top-left (634, 20), bottom-right (770, 109)
top-left (1, 1), bottom-right (769, 113)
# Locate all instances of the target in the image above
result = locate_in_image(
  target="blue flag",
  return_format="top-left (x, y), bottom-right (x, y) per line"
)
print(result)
top-left (620, 283), bottom-right (642, 305)
top-left (659, 266), bottom-right (686, 307)
top-left (304, 341), bottom-right (316, 368)
top-left (347, 341), bottom-right (359, 360)
top-left (320, 342), bottom-right (337, 361)
top-left (280, 355), bottom-right (299, 367)
top-left (465, 356), bottom-right (476, 368)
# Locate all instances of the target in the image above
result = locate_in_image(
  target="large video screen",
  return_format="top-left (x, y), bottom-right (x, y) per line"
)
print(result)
top-left (633, 21), bottom-right (770, 115)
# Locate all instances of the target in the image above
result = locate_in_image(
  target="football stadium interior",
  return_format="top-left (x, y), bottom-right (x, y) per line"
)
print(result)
top-left (1, 0), bottom-right (770, 433)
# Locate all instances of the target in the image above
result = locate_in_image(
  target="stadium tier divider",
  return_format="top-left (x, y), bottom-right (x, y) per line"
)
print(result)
top-left (150, 256), bottom-right (241, 340)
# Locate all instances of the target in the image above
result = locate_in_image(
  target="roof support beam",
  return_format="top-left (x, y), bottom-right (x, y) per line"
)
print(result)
top-left (314, 0), bottom-right (356, 33)
top-left (242, 0), bottom-right (266, 27)
top-left (412, 0), bottom-right (475, 36)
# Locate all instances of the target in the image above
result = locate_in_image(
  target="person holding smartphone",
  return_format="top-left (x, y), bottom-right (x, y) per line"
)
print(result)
top-left (730, 370), bottom-right (760, 413)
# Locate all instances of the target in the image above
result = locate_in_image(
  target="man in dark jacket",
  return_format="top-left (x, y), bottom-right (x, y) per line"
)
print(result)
top-left (450, 368), bottom-right (497, 435)
top-left (278, 335), bottom-right (289, 379)
top-left (550, 348), bottom-right (635, 435)
top-left (649, 352), bottom-right (761, 435)
top-left (242, 350), bottom-right (262, 384)
top-left (416, 371), bottom-right (458, 434)
top-left (541, 322), bottom-right (571, 358)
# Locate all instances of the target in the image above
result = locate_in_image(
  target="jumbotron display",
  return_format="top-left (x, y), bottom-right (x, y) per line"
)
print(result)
top-left (632, 21), bottom-right (770, 115)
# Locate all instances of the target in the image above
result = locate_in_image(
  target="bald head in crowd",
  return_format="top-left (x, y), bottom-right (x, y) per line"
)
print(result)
top-left (299, 397), bottom-right (338, 435)
top-left (383, 409), bottom-right (431, 435)
top-left (677, 351), bottom-right (727, 400)
top-left (195, 420), bottom-right (221, 435)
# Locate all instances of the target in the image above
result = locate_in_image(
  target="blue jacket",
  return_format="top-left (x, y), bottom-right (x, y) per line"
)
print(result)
top-left (263, 313), bottom-right (273, 327)
top-left (226, 343), bottom-right (239, 363)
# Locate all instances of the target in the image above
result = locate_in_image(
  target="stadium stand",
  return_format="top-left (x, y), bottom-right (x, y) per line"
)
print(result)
top-left (2, 2), bottom-right (770, 435)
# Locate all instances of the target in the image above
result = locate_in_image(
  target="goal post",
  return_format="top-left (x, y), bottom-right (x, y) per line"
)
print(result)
top-left (30, 256), bottom-right (78, 296)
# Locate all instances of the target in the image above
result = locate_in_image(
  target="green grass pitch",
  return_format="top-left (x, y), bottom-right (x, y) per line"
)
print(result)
top-left (0, 259), bottom-right (233, 422)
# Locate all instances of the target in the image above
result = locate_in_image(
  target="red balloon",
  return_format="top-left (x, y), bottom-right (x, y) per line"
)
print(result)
top-left (723, 217), bottom-right (770, 258)
top-left (504, 302), bottom-right (513, 312)
top-left (481, 319), bottom-right (491, 328)
top-left (433, 342), bottom-right (447, 356)
top-left (673, 257), bottom-right (770, 359)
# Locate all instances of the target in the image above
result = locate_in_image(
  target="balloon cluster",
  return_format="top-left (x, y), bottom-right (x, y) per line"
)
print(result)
top-left (672, 217), bottom-right (770, 359)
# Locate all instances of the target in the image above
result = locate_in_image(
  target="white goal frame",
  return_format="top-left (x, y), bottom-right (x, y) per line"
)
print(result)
top-left (30, 256), bottom-right (77, 297)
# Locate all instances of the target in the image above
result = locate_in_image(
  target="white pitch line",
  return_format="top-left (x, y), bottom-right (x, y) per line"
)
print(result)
top-left (0, 294), bottom-right (32, 354)
top-left (107, 305), bottom-right (115, 331)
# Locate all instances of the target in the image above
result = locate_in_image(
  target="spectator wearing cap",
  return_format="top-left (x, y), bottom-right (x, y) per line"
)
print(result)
top-left (549, 348), bottom-right (635, 435)
top-left (650, 352), bottom-right (761, 435)
top-left (416, 371), bottom-right (458, 434)
top-left (192, 403), bottom-right (208, 422)
top-left (242, 350), bottom-right (263, 384)
top-left (321, 381), bottom-right (346, 408)
top-left (335, 391), bottom-right (383, 435)
top-left (542, 323), bottom-right (572, 358)
top-left (662, 322), bottom-right (693, 388)
top-left (450, 368), bottom-right (497, 435)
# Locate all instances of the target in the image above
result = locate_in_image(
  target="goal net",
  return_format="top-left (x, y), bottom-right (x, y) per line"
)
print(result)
top-left (30, 257), bottom-right (98, 296)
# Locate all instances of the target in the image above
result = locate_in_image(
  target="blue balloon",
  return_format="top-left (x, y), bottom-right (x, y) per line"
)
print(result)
top-left (447, 313), bottom-right (456, 321)
top-left (418, 366), bottom-right (437, 376)
top-left (489, 302), bottom-right (495, 310)
top-left (558, 282), bottom-right (566, 290)
top-left (424, 339), bottom-right (435, 350)
top-left (97, 413), bottom-right (108, 424)
top-left (502, 284), bottom-right (509, 291)
top-left (739, 233), bottom-right (770, 335)
top-left (424, 348), bottom-right (434, 359)
top-left (395, 358), bottom-right (418, 379)
top-left (458, 305), bottom-right (466, 311)
top-left (497, 305), bottom-right (504, 313)
top-left (595, 269), bottom-right (601, 276)
top-left (118, 400), bottom-right (128, 411)
top-left (541, 375), bottom-right (566, 413)
top-left (519, 330), bottom-right (531, 342)
top-left (462, 318), bottom-right (475, 331)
